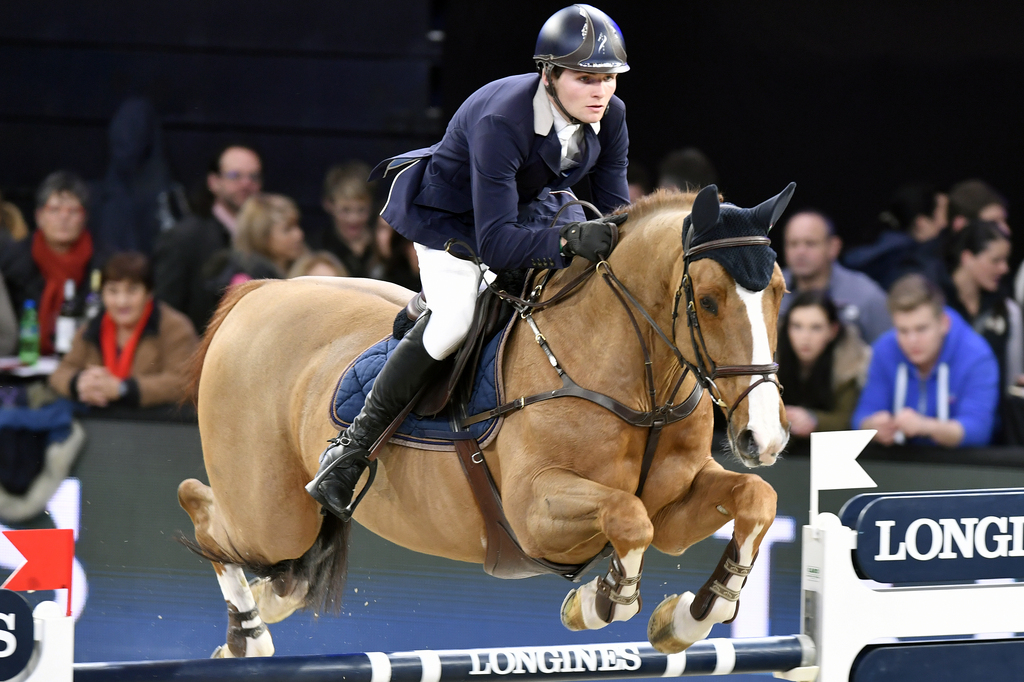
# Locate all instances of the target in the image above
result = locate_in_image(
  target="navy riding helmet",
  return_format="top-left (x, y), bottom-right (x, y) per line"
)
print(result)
top-left (533, 4), bottom-right (629, 74)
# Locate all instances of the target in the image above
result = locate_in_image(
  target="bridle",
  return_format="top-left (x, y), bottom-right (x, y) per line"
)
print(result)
top-left (671, 223), bottom-right (782, 423)
top-left (456, 200), bottom-right (783, 494)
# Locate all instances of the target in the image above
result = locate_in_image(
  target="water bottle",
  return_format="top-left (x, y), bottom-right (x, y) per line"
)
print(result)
top-left (18, 300), bottom-right (40, 365)
top-left (55, 279), bottom-right (78, 355)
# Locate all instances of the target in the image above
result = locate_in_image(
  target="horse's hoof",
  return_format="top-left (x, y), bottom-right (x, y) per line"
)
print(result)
top-left (249, 577), bottom-right (303, 624)
top-left (560, 587), bottom-right (587, 631)
top-left (648, 593), bottom-right (697, 654)
top-left (211, 645), bottom-right (230, 659)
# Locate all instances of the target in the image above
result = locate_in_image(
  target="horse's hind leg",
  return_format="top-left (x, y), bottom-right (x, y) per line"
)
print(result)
top-left (178, 479), bottom-right (275, 658)
top-left (646, 462), bottom-right (777, 653)
top-left (515, 469), bottom-right (654, 632)
top-left (249, 575), bottom-right (309, 624)
top-left (210, 563), bottom-right (275, 658)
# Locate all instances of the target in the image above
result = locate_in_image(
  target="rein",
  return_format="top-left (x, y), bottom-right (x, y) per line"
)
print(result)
top-left (459, 205), bottom-right (780, 497)
top-left (462, 259), bottom-right (703, 497)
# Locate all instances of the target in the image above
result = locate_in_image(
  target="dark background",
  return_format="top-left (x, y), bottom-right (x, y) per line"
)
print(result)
top-left (1, 1), bottom-right (1022, 252)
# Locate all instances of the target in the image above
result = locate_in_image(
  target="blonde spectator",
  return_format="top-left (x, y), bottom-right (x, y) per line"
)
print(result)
top-left (50, 252), bottom-right (198, 407)
top-left (287, 251), bottom-right (349, 278)
top-left (235, 193), bottom-right (307, 276)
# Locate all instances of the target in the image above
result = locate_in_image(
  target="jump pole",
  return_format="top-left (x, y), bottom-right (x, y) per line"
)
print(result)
top-left (73, 636), bottom-right (817, 682)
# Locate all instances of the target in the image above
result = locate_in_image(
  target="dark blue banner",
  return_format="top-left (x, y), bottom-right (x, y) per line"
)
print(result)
top-left (845, 490), bottom-right (1024, 583)
top-left (851, 638), bottom-right (1024, 682)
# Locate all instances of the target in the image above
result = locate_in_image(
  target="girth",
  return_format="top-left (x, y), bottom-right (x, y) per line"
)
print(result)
top-left (454, 247), bottom-right (705, 580)
top-left (438, 206), bottom-right (779, 581)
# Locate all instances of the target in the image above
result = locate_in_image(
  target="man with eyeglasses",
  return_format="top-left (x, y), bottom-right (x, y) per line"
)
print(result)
top-left (153, 145), bottom-right (263, 332)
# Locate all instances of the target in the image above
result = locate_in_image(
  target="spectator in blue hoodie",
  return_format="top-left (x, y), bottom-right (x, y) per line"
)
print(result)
top-left (853, 273), bottom-right (999, 447)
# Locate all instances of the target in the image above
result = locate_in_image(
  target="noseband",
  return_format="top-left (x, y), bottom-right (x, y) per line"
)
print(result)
top-left (671, 231), bottom-right (781, 423)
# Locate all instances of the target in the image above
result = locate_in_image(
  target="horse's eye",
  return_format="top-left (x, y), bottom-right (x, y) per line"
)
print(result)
top-left (700, 295), bottom-right (718, 314)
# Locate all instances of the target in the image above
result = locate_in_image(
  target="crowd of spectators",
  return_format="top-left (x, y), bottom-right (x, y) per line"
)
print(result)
top-left (0, 138), bottom-right (421, 361)
top-left (770, 179), bottom-right (1020, 449)
top-left (0, 101), bottom-right (430, 517)
top-left (623, 148), bottom-right (1019, 448)
top-left (1, 116), bottom-right (1020, 520)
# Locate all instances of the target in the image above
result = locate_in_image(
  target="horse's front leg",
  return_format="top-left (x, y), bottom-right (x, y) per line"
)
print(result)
top-left (646, 461), bottom-right (777, 653)
top-left (516, 468), bottom-right (653, 631)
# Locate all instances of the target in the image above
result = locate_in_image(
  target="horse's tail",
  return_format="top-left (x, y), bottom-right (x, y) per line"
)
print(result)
top-left (185, 279), bottom-right (271, 406)
top-left (180, 277), bottom-right (352, 614)
top-left (178, 512), bottom-right (352, 616)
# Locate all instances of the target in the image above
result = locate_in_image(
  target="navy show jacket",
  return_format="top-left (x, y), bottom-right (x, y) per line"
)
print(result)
top-left (372, 73), bottom-right (630, 271)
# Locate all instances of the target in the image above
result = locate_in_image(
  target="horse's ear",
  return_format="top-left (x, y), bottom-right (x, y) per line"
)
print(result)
top-left (690, 184), bottom-right (721, 234)
top-left (752, 182), bottom-right (796, 232)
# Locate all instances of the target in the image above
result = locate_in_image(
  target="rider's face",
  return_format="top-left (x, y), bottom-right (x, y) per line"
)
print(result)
top-left (545, 69), bottom-right (617, 124)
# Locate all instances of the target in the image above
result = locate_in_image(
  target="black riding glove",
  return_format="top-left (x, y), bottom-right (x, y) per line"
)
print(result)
top-left (559, 213), bottom-right (628, 262)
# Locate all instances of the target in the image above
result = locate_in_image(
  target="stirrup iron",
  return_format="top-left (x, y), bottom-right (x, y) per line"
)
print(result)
top-left (336, 457), bottom-right (377, 523)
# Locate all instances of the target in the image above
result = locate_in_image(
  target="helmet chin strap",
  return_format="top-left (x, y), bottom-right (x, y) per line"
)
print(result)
top-left (543, 64), bottom-right (583, 126)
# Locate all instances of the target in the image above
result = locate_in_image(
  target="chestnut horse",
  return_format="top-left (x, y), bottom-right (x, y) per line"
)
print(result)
top-left (178, 184), bottom-right (793, 658)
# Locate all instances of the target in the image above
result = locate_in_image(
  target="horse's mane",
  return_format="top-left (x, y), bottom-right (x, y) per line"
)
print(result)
top-left (612, 188), bottom-right (700, 242)
top-left (617, 188), bottom-right (699, 221)
top-left (184, 279), bottom-right (270, 406)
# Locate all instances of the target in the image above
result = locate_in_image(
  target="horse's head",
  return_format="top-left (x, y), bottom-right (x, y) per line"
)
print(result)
top-left (680, 183), bottom-right (795, 466)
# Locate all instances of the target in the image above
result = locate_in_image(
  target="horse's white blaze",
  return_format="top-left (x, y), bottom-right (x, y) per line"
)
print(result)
top-left (736, 285), bottom-right (788, 462)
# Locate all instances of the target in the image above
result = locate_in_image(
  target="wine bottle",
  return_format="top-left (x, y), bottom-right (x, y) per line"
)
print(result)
top-left (55, 279), bottom-right (78, 355)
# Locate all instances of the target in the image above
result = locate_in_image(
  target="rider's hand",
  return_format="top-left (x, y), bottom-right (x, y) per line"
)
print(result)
top-left (559, 213), bottom-right (628, 262)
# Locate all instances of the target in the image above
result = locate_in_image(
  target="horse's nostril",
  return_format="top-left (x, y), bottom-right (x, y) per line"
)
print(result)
top-left (736, 429), bottom-right (758, 459)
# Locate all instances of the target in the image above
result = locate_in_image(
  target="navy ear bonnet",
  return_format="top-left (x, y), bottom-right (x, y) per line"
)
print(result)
top-left (683, 182), bottom-right (796, 292)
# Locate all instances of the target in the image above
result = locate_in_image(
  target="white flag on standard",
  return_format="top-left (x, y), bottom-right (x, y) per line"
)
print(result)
top-left (809, 430), bottom-right (877, 522)
top-left (810, 430), bottom-right (877, 492)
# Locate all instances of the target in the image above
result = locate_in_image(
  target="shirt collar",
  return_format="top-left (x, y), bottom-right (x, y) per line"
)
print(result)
top-left (533, 78), bottom-right (600, 136)
top-left (212, 202), bottom-right (238, 237)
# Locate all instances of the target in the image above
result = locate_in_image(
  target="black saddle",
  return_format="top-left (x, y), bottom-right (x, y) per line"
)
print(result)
top-left (392, 269), bottom-right (526, 418)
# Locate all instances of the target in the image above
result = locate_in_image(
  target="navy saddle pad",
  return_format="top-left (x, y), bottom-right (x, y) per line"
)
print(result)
top-left (330, 320), bottom-right (512, 451)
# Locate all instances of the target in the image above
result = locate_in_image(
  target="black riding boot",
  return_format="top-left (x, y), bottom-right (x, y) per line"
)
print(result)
top-left (306, 314), bottom-right (441, 521)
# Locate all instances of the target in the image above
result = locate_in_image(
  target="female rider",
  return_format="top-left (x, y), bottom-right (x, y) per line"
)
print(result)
top-left (308, 4), bottom-right (632, 520)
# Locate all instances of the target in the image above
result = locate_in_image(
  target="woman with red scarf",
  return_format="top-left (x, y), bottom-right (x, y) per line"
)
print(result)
top-left (50, 252), bottom-right (198, 407)
top-left (0, 171), bottom-right (103, 356)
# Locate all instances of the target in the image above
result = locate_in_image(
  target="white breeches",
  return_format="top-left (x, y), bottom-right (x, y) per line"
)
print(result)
top-left (414, 243), bottom-right (491, 361)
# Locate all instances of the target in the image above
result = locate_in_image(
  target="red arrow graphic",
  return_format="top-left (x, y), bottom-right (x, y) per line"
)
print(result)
top-left (1, 529), bottom-right (75, 616)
